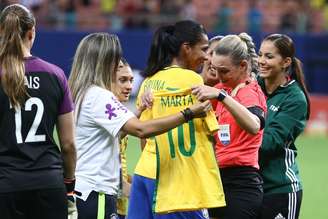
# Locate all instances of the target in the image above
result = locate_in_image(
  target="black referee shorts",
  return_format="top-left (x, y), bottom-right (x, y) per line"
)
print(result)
top-left (209, 166), bottom-right (263, 219)
top-left (0, 188), bottom-right (67, 219)
top-left (258, 190), bottom-right (302, 219)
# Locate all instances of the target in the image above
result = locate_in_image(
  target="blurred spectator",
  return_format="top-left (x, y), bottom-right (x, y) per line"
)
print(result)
top-left (214, 0), bottom-right (232, 34)
top-left (136, 0), bottom-right (160, 29)
top-left (99, 0), bottom-right (123, 31)
top-left (280, 11), bottom-right (297, 32)
top-left (100, 0), bottom-right (116, 14)
top-left (21, 0), bottom-right (43, 10)
top-left (247, 0), bottom-right (262, 33)
top-left (323, 0), bottom-right (328, 31)
top-left (116, 0), bottom-right (143, 28)
top-left (81, 0), bottom-right (91, 7)
top-left (279, 0), bottom-right (300, 32)
top-left (46, 0), bottom-right (76, 29)
top-left (179, 0), bottom-right (196, 20)
top-left (296, 0), bottom-right (310, 33)
top-left (160, 0), bottom-right (182, 15)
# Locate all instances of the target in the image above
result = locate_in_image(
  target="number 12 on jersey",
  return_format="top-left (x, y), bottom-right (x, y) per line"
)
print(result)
top-left (10, 97), bottom-right (45, 143)
top-left (168, 120), bottom-right (196, 158)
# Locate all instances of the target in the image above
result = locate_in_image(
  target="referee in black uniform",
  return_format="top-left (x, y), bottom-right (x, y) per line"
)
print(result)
top-left (0, 4), bottom-right (76, 219)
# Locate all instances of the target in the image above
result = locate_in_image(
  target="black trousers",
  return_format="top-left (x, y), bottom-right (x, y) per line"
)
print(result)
top-left (209, 166), bottom-right (263, 219)
top-left (0, 188), bottom-right (67, 219)
top-left (258, 190), bottom-right (302, 219)
top-left (76, 191), bottom-right (118, 219)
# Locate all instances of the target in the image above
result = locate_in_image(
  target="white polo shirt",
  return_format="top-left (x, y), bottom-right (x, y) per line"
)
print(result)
top-left (75, 86), bottom-right (135, 201)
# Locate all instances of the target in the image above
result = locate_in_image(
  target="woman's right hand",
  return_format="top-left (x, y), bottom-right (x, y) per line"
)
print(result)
top-left (191, 85), bottom-right (220, 101)
top-left (189, 100), bottom-right (212, 118)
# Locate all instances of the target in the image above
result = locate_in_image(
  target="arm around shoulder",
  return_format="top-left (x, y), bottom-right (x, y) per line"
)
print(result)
top-left (121, 115), bottom-right (185, 139)
top-left (121, 100), bottom-right (211, 138)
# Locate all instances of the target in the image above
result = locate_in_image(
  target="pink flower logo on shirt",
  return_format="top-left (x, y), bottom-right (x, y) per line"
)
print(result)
top-left (105, 104), bottom-right (117, 120)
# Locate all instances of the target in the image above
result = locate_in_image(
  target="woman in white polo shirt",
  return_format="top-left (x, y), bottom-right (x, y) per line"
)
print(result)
top-left (68, 32), bottom-right (211, 219)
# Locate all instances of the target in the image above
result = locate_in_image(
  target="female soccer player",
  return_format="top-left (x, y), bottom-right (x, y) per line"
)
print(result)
top-left (257, 34), bottom-right (310, 219)
top-left (192, 33), bottom-right (267, 219)
top-left (127, 20), bottom-right (226, 219)
top-left (0, 4), bottom-right (76, 219)
top-left (201, 35), bottom-right (224, 86)
top-left (113, 58), bottom-right (135, 219)
top-left (68, 32), bottom-right (211, 219)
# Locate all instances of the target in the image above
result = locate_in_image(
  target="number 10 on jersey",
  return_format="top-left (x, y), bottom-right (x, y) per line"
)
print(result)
top-left (168, 120), bottom-right (196, 158)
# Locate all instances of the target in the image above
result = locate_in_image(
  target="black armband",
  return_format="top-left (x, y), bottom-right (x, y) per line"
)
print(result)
top-left (248, 106), bottom-right (266, 130)
top-left (180, 108), bottom-right (194, 122)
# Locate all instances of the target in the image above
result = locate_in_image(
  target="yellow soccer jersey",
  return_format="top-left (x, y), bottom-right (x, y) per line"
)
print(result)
top-left (117, 137), bottom-right (129, 215)
top-left (151, 88), bottom-right (225, 213)
top-left (134, 66), bottom-right (205, 179)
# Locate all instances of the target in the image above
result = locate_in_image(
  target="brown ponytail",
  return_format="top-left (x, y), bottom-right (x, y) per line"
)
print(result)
top-left (292, 57), bottom-right (311, 120)
top-left (0, 4), bottom-right (35, 109)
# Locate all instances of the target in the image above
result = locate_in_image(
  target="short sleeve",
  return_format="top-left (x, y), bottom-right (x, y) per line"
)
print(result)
top-left (56, 68), bottom-right (74, 114)
top-left (236, 82), bottom-right (266, 111)
top-left (203, 110), bottom-right (219, 134)
top-left (92, 90), bottom-right (135, 137)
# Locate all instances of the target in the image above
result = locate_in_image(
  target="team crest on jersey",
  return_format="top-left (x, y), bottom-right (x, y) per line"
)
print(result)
top-left (105, 104), bottom-right (117, 119)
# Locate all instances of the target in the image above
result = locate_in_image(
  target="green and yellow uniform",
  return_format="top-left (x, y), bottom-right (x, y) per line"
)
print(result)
top-left (135, 66), bottom-right (225, 213)
top-left (117, 137), bottom-right (129, 216)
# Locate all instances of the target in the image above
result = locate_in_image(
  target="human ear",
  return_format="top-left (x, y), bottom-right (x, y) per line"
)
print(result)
top-left (283, 57), bottom-right (292, 69)
top-left (240, 60), bottom-right (248, 72)
top-left (181, 42), bottom-right (191, 54)
top-left (26, 27), bottom-right (35, 42)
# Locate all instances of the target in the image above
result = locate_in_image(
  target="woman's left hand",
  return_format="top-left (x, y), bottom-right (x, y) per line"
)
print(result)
top-left (191, 85), bottom-right (220, 101)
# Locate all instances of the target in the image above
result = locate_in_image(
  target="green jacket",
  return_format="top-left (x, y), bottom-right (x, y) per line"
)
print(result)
top-left (258, 78), bottom-right (308, 194)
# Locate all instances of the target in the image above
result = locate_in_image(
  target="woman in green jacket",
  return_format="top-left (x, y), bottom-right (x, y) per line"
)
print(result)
top-left (257, 34), bottom-right (311, 219)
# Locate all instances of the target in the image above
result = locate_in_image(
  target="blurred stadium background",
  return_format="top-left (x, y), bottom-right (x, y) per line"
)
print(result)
top-left (5, 0), bottom-right (327, 218)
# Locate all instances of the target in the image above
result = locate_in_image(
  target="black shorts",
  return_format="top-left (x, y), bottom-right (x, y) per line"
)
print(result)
top-left (258, 190), bottom-right (302, 219)
top-left (209, 166), bottom-right (263, 219)
top-left (0, 188), bottom-right (67, 219)
top-left (76, 191), bottom-right (118, 219)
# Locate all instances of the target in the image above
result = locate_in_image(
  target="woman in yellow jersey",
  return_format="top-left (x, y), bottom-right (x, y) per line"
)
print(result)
top-left (127, 20), bottom-right (226, 219)
top-left (112, 58), bottom-right (134, 219)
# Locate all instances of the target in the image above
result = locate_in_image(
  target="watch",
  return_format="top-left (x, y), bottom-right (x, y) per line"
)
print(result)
top-left (217, 89), bottom-right (227, 101)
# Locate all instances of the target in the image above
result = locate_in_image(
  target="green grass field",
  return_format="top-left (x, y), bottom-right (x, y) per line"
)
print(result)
top-left (126, 135), bottom-right (328, 219)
